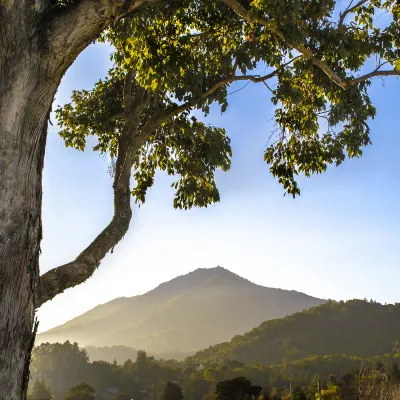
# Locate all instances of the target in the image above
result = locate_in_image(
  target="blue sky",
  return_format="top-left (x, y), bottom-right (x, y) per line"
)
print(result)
top-left (37, 42), bottom-right (400, 333)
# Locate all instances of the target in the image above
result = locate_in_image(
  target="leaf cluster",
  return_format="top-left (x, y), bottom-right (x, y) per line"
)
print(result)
top-left (57, 0), bottom-right (400, 198)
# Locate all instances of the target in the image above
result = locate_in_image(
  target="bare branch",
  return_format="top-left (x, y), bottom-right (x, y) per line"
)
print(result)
top-left (351, 68), bottom-right (400, 85)
top-left (338, 0), bottom-right (369, 29)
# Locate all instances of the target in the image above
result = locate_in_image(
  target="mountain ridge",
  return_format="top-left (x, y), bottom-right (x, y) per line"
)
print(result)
top-left (37, 266), bottom-right (325, 353)
top-left (189, 299), bottom-right (400, 366)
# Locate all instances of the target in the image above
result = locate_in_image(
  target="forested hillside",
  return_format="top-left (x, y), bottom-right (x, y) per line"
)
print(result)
top-left (29, 340), bottom-right (400, 400)
top-left (191, 300), bottom-right (400, 365)
top-left (37, 267), bottom-right (324, 353)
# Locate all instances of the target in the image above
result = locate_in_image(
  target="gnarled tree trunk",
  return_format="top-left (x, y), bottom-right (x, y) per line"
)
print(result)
top-left (0, 52), bottom-right (56, 400)
top-left (0, 2), bottom-right (146, 399)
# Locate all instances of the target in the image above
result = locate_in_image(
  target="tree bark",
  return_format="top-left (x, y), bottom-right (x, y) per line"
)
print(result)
top-left (0, 2), bottom-right (148, 399)
top-left (0, 53), bottom-right (57, 400)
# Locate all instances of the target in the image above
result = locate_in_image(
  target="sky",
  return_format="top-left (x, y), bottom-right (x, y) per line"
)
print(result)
top-left (37, 41), bottom-right (400, 333)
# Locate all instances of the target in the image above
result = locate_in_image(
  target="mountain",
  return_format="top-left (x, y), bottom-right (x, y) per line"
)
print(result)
top-left (36, 266), bottom-right (324, 354)
top-left (190, 299), bottom-right (400, 366)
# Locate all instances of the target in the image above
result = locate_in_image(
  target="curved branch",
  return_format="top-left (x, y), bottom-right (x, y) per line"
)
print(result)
top-left (42, 0), bottom-right (149, 76)
top-left (37, 128), bottom-right (153, 308)
top-left (36, 74), bottom-right (150, 308)
top-left (351, 68), bottom-right (400, 85)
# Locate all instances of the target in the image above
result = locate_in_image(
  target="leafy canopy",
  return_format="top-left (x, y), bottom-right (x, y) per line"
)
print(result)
top-left (56, 0), bottom-right (400, 197)
top-left (65, 382), bottom-right (95, 400)
top-left (56, 6), bottom-right (247, 209)
top-left (162, 381), bottom-right (184, 400)
top-left (215, 377), bottom-right (262, 400)
top-left (28, 380), bottom-right (52, 400)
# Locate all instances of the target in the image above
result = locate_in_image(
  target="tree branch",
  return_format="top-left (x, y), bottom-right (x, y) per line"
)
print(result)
top-left (148, 57), bottom-right (300, 128)
top-left (42, 0), bottom-right (150, 77)
top-left (338, 0), bottom-right (369, 29)
top-left (350, 68), bottom-right (400, 85)
top-left (124, 68), bottom-right (135, 115)
top-left (220, 0), bottom-right (352, 90)
top-left (36, 71), bottom-right (150, 308)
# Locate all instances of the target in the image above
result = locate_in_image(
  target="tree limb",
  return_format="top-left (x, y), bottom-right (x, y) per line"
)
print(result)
top-left (36, 133), bottom-right (153, 309)
top-left (150, 58), bottom-right (300, 128)
top-left (42, 0), bottom-right (150, 77)
top-left (36, 72), bottom-right (150, 308)
top-left (338, 0), bottom-right (369, 29)
top-left (350, 68), bottom-right (400, 85)
top-left (220, 0), bottom-right (352, 90)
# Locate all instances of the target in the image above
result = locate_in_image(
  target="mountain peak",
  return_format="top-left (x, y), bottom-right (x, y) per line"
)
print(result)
top-left (37, 267), bottom-right (325, 354)
top-left (148, 266), bottom-right (251, 296)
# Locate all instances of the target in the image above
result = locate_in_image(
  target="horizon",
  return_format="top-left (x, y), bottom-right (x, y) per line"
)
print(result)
top-left (37, 42), bottom-right (400, 333)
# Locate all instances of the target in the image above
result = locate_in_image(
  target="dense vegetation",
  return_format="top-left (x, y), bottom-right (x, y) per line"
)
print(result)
top-left (30, 299), bottom-right (400, 399)
top-left (29, 340), bottom-right (400, 400)
top-left (190, 300), bottom-right (400, 365)
top-left (31, 299), bottom-right (400, 399)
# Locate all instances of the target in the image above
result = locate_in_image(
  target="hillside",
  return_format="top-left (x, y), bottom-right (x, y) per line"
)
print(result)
top-left (190, 299), bottom-right (400, 365)
top-left (36, 266), bottom-right (324, 354)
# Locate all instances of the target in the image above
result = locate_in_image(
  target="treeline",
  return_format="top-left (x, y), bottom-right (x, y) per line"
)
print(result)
top-left (190, 300), bottom-right (400, 365)
top-left (29, 341), bottom-right (400, 399)
top-left (85, 345), bottom-right (194, 364)
top-left (30, 342), bottom-right (181, 399)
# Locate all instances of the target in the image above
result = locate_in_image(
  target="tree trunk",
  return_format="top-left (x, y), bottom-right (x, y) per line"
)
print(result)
top-left (0, 2), bottom-right (147, 398)
top-left (0, 44), bottom-right (57, 399)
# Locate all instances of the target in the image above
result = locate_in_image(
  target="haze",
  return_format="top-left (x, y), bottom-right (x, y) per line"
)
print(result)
top-left (37, 42), bottom-right (400, 334)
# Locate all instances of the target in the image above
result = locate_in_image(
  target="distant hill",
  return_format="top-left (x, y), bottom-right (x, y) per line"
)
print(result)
top-left (190, 299), bottom-right (400, 366)
top-left (37, 266), bottom-right (324, 354)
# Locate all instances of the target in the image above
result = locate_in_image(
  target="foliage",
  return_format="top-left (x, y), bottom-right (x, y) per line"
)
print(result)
top-left (56, 0), bottom-right (400, 198)
top-left (31, 301), bottom-right (400, 399)
top-left (29, 339), bottom-right (400, 400)
top-left (215, 377), bottom-right (262, 400)
top-left (85, 346), bottom-right (139, 364)
top-left (64, 382), bottom-right (95, 400)
top-left (59, 0), bottom-right (400, 197)
top-left (183, 375), bottom-right (213, 400)
top-left (27, 380), bottom-right (53, 400)
top-left (161, 381), bottom-right (184, 400)
top-left (190, 300), bottom-right (400, 365)
top-left (55, 8), bottom-right (244, 210)
top-left (30, 341), bottom-right (89, 400)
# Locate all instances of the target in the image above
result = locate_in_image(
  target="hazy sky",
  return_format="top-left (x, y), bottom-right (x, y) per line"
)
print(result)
top-left (37, 42), bottom-right (400, 333)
